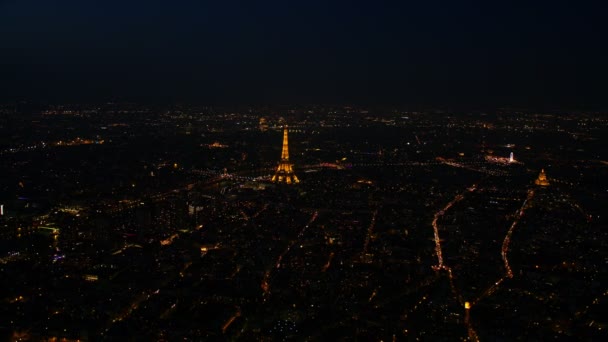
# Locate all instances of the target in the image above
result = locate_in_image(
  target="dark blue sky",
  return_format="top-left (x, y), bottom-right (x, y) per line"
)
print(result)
top-left (1, 0), bottom-right (606, 107)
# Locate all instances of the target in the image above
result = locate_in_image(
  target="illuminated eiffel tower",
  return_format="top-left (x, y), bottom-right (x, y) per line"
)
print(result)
top-left (271, 125), bottom-right (299, 184)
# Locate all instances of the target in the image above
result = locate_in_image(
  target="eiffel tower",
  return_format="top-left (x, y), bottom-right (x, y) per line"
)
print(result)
top-left (271, 125), bottom-right (299, 184)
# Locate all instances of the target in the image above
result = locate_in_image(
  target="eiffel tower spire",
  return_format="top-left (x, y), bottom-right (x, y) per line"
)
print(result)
top-left (272, 125), bottom-right (299, 184)
top-left (281, 126), bottom-right (290, 161)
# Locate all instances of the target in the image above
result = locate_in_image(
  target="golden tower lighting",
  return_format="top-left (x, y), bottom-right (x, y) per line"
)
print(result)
top-left (271, 125), bottom-right (299, 184)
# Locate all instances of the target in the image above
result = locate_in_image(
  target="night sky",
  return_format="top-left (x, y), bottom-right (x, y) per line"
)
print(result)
top-left (1, 0), bottom-right (606, 107)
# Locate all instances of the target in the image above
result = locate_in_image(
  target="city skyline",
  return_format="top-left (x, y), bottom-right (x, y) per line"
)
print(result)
top-left (0, 105), bottom-right (606, 339)
top-left (1, 1), bottom-right (607, 340)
